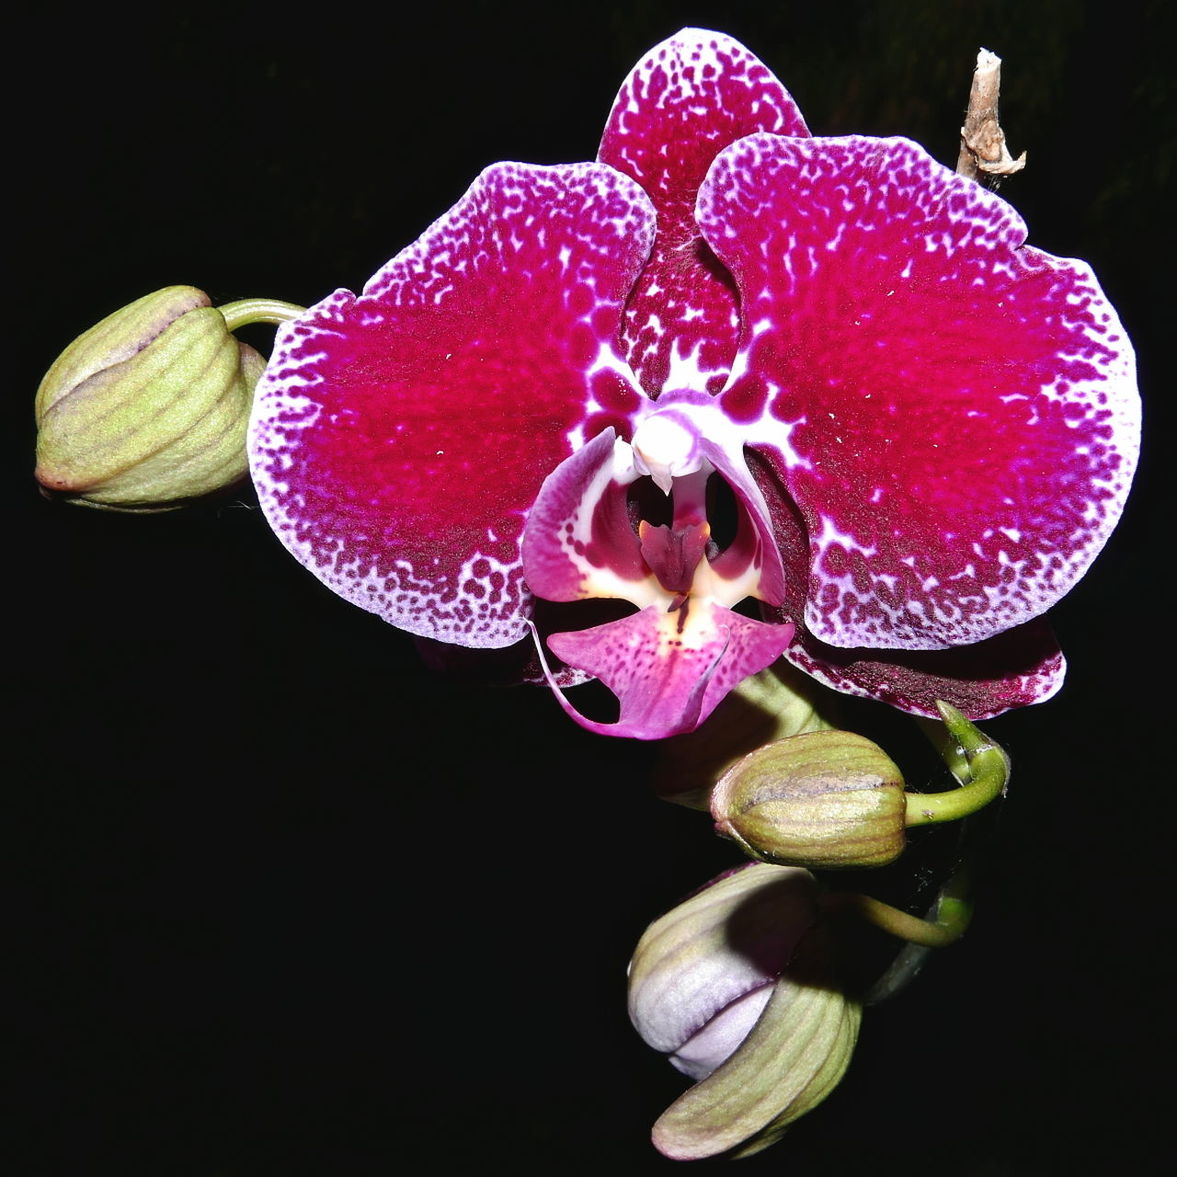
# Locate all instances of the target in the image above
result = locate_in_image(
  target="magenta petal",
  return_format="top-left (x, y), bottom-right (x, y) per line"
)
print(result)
top-left (540, 604), bottom-right (796, 740)
top-left (598, 29), bottom-right (810, 396)
top-left (249, 162), bottom-right (654, 647)
top-left (702, 134), bottom-right (1140, 653)
top-left (785, 614), bottom-right (1065, 720)
top-left (752, 451), bottom-right (1064, 719)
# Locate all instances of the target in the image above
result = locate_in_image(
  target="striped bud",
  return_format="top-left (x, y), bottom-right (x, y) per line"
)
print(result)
top-left (35, 286), bottom-right (263, 511)
top-left (710, 730), bottom-right (907, 869)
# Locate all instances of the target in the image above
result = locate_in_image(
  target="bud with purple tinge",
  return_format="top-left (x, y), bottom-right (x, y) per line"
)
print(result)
top-left (628, 862), bottom-right (862, 1160)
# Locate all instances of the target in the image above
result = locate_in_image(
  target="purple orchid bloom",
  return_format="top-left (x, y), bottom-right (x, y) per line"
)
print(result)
top-left (248, 29), bottom-right (1139, 740)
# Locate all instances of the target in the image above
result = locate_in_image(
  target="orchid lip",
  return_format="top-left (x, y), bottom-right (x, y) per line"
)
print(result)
top-left (521, 416), bottom-right (796, 739)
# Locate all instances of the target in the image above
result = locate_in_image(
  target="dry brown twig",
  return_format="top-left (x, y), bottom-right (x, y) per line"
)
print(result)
top-left (956, 48), bottom-right (1027, 182)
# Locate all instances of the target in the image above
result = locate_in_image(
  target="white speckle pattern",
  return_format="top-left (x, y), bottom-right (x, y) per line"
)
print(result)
top-left (599, 28), bottom-right (809, 397)
top-left (700, 133), bottom-right (1140, 652)
top-left (248, 162), bottom-right (655, 647)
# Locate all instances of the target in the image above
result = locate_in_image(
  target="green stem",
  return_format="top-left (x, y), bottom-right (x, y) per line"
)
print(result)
top-left (904, 701), bottom-right (1010, 827)
top-left (820, 887), bottom-right (972, 949)
top-left (218, 298), bottom-right (306, 331)
top-left (862, 860), bottom-right (975, 1003)
top-left (914, 713), bottom-right (969, 783)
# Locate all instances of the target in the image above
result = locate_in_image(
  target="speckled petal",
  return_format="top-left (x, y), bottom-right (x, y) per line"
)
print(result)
top-left (249, 161), bottom-right (654, 647)
top-left (785, 614), bottom-right (1065, 720)
top-left (540, 602), bottom-right (795, 740)
top-left (701, 134), bottom-right (1140, 653)
top-left (599, 29), bottom-right (809, 396)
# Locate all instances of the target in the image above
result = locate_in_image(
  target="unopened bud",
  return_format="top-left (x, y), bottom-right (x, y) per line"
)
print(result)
top-left (628, 863), bottom-right (861, 1161)
top-left (711, 730), bottom-right (907, 869)
top-left (34, 286), bottom-right (264, 511)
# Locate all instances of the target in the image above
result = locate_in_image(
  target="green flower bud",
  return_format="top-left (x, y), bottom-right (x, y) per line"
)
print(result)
top-left (710, 730), bottom-right (907, 869)
top-left (34, 286), bottom-right (264, 512)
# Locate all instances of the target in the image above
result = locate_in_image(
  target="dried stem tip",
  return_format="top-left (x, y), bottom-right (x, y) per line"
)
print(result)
top-left (956, 48), bottom-right (1027, 181)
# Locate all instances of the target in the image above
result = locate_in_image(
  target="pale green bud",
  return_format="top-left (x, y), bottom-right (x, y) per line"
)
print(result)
top-left (710, 730), bottom-right (907, 869)
top-left (628, 863), bottom-right (862, 1161)
top-left (34, 286), bottom-right (264, 512)
top-left (654, 926), bottom-right (862, 1161)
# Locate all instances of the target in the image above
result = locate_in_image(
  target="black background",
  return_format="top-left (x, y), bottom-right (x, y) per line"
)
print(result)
top-left (11, 2), bottom-right (1172, 1174)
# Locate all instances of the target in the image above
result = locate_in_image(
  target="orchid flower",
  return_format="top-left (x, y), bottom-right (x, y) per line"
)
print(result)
top-left (248, 29), bottom-right (1139, 740)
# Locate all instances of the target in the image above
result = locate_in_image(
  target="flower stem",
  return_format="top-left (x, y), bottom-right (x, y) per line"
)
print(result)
top-left (956, 48), bottom-right (1026, 183)
top-left (861, 859), bottom-right (975, 1003)
top-left (903, 702), bottom-right (1010, 828)
top-left (820, 884), bottom-right (972, 949)
top-left (218, 298), bottom-right (306, 331)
